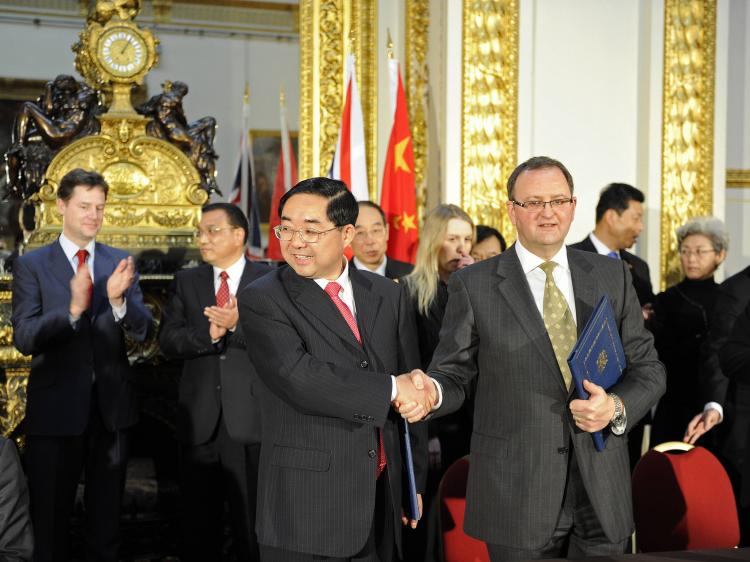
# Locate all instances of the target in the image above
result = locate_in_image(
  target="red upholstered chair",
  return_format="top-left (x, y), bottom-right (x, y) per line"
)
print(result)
top-left (439, 456), bottom-right (490, 562)
top-left (632, 441), bottom-right (739, 552)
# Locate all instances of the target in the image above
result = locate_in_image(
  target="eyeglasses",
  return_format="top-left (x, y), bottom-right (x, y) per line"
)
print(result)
top-left (273, 224), bottom-right (340, 243)
top-left (511, 198), bottom-right (575, 211)
top-left (194, 226), bottom-right (238, 239)
top-left (354, 227), bottom-right (386, 241)
top-left (679, 248), bottom-right (716, 258)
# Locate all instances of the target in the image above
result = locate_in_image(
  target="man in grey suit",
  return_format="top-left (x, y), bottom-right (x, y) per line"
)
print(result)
top-left (238, 177), bottom-right (427, 562)
top-left (399, 156), bottom-right (665, 560)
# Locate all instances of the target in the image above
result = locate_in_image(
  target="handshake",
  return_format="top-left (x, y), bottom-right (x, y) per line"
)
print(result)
top-left (392, 369), bottom-right (438, 423)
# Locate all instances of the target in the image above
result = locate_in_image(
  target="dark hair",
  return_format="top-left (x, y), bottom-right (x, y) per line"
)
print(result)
top-left (357, 200), bottom-right (386, 225)
top-left (595, 183), bottom-right (644, 223)
top-left (57, 168), bottom-right (109, 201)
top-left (476, 225), bottom-right (507, 252)
top-left (278, 177), bottom-right (359, 227)
top-left (506, 156), bottom-right (574, 200)
top-left (201, 202), bottom-right (249, 244)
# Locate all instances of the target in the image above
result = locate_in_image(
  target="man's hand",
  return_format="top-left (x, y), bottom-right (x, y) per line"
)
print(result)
top-left (569, 379), bottom-right (615, 432)
top-left (684, 409), bottom-right (721, 444)
top-left (401, 494), bottom-right (423, 529)
top-left (70, 263), bottom-right (92, 317)
top-left (107, 256), bottom-right (135, 307)
top-left (393, 370), bottom-right (436, 423)
top-left (204, 295), bottom-right (239, 331)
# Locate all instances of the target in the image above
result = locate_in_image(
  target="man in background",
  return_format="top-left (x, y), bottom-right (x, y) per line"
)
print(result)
top-left (570, 182), bottom-right (655, 309)
top-left (350, 201), bottom-right (413, 280)
top-left (12, 168), bottom-right (152, 561)
top-left (160, 202), bottom-right (270, 561)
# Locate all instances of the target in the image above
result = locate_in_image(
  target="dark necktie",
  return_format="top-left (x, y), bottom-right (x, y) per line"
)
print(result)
top-left (324, 281), bottom-right (386, 477)
top-left (76, 248), bottom-right (92, 307)
top-left (216, 271), bottom-right (230, 307)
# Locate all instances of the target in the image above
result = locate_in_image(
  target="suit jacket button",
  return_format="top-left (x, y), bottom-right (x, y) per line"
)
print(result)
top-left (360, 360), bottom-right (368, 368)
top-left (368, 449), bottom-right (377, 458)
top-left (216, 385), bottom-right (221, 390)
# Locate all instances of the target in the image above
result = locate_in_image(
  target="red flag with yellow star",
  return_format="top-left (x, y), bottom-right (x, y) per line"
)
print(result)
top-left (380, 61), bottom-right (418, 263)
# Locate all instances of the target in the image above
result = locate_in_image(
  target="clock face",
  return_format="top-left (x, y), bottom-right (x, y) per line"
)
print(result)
top-left (98, 28), bottom-right (148, 78)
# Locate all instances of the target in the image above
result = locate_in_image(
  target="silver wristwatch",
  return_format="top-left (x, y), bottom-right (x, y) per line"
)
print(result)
top-left (609, 393), bottom-right (627, 436)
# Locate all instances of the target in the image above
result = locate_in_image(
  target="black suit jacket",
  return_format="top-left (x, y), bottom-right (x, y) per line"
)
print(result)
top-left (12, 240), bottom-right (152, 435)
top-left (704, 266), bottom-right (750, 473)
top-left (428, 246), bottom-right (665, 549)
top-left (160, 260), bottom-right (271, 445)
top-left (570, 236), bottom-right (655, 306)
top-left (350, 256), bottom-right (414, 281)
top-left (0, 436), bottom-right (33, 560)
top-left (238, 265), bottom-right (426, 558)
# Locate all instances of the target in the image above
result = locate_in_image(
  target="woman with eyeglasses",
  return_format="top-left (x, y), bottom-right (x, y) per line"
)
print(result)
top-left (651, 216), bottom-right (729, 446)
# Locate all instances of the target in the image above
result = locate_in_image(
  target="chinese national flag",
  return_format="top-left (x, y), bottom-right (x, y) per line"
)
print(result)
top-left (380, 63), bottom-right (418, 263)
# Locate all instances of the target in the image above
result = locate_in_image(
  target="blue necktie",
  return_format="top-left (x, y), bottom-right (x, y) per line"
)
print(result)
top-left (607, 251), bottom-right (619, 259)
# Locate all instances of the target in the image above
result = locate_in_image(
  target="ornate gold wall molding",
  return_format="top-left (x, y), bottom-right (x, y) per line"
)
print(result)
top-left (299, 0), bottom-right (377, 191)
top-left (660, 0), bottom-right (716, 290)
top-left (351, 0), bottom-right (378, 200)
top-left (727, 169), bottom-right (750, 188)
top-left (406, 0), bottom-right (429, 220)
top-left (461, 0), bottom-right (518, 243)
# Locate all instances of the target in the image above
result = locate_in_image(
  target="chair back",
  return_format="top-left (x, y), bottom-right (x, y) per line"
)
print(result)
top-left (632, 442), bottom-right (739, 552)
top-left (439, 456), bottom-right (490, 562)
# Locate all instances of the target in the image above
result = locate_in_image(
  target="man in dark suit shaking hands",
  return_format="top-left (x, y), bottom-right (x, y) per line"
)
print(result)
top-left (399, 157), bottom-right (665, 561)
top-left (238, 177), bottom-right (427, 562)
top-left (12, 168), bottom-right (152, 561)
top-left (160, 202), bottom-right (270, 561)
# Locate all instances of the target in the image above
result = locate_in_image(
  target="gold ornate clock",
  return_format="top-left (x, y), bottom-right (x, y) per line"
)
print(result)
top-left (97, 25), bottom-right (149, 79)
top-left (73, 6), bottom-right (157, 113)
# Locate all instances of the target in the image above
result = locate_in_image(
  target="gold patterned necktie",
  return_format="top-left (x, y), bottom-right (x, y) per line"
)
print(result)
top-left (539, 261), bottom-right (576, 391)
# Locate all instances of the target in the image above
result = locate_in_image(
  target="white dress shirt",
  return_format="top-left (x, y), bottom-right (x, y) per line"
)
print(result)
top-left (515, 239), bottom-right (577, 324)
top-left (589, 232), bottom-right (619, 257)
top-left (212, 256), bottom-right (246, 296)
top-left (352, 255), bottom-right (388, 277)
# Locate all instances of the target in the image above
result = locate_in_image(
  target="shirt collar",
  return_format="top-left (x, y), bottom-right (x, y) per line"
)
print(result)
top-left (59, 233), bottom-right (95, 262)
top-left (353, 255), bottom-right (387, 277)
top-left (589, 232), bottom-right (617, 256)
top-left (314, 258), bottom-right (351, 291)
top-left (213, 255), bottom-right (246, 281)
top-left (515, 239), bottom-right (570, 275)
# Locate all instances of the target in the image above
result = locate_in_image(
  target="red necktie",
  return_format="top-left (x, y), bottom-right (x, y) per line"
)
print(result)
top-left (216, 271), bottom-right (230, 307)
top-left (324, 281), bottom-right (386, 478)
top-left (76, 248), bottom-right (92, 307)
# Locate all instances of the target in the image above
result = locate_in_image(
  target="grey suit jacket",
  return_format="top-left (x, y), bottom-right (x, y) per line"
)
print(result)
top-left (238, 265), bottom-right (426, 558)
top-left (160, 260), bottom-right (271, 445)
top-left (429, 245), bottom-right (665, 549)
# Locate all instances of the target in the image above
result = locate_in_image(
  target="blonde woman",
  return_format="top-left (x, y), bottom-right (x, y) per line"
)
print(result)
top-left (404, 204), bottom-right (475, 368)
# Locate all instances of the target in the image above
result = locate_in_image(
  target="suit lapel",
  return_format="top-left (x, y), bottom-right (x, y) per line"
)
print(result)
top-left (349, 268), bottom-right (382, 347)
top-left (91, 243), bottom-right (115, 319)
top-left (196, 264), bottom-right (215, 311)
top-left (282, 266), bottom-right (361, 349)
top-left (49, 240), bottom-right (74, 291)
top-left (568, 249), bottom-right (599, 335)
top-left (495, 246), bottom-right (569, 393)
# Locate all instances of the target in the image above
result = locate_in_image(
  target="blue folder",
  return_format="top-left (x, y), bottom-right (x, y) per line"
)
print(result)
top-left (402, 420), bottom-right (421, 521)
top-left (567, 294), bottom-right (626, 452)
